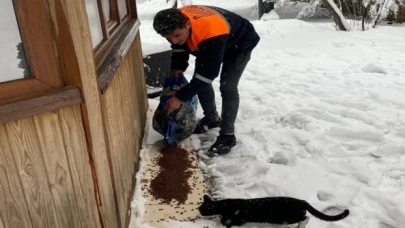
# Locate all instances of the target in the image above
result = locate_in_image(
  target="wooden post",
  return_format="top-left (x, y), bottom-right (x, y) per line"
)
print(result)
top-left (47, 0), bottom-right (121, 227)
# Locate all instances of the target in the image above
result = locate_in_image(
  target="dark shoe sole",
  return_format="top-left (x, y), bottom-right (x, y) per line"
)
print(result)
top-left (193, 125), bottom-right (220, 134)
top-left (193, 119), bottom-right (221, 134)
top-left (207, 142), bottom-right (236, 157)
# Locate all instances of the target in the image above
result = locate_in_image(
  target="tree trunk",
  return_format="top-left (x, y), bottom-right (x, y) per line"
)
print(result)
top-left (373, 0), bottom-right (387, 28)
top-left (362, 3), bottom-right (372, 31)
top-left (322, 0), bottom-right (348, 31)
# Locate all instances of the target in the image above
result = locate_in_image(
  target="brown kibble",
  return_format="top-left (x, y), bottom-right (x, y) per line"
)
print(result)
top-left (149, 145), bottom-right (193, 204)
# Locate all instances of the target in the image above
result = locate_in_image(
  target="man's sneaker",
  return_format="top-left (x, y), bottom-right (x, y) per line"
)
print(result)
top-left (207, 134), bottom-right (236, 157)
top-left (193, 116), bottom-right (221, 134)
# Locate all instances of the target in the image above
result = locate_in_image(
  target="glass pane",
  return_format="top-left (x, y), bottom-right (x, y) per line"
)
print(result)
top-left (85, 0), bottom-right (104, 48)
top-left (117, 0), bottom-right (128, 20)
top-left (102, 0), bottom-right (112, 22)
top-left (0, 0), bottom-right (31, 83)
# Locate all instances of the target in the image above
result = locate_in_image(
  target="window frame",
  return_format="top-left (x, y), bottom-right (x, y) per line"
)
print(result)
top-left (0, 0), bottom-right (63, 103)
top-left (93, 0), bottom-right (138, 69)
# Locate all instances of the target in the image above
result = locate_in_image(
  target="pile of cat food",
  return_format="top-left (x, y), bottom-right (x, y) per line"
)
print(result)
top-left (149, 145), bottom-right (193, 204)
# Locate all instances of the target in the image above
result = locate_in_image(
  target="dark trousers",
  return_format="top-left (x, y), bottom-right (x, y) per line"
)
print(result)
top-left (198, 51), bottom-right (252, 135)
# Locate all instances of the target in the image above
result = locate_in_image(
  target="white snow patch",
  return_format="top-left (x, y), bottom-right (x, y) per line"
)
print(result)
top-left (261, 10), bottom-right (280, 21)
top-left (362, 63), bottom-right (387, 74)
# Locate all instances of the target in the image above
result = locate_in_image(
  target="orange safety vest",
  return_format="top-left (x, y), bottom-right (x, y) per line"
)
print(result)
top-left (180, 6), bottom-right (230, 51)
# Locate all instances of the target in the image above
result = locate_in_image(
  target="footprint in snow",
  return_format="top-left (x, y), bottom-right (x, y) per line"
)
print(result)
top-left (332, 41), bottom-right (354, 48)
top-left (361, 63), bottom-right (387, 74)
top-left (316, 191), bottom-right (334, 202)
top-left (379, 223), bottom-right (395, 228)
top-left (268, 152), bottom-right (290, 165)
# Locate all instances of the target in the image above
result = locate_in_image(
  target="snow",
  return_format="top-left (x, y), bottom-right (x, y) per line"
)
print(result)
top-left (133, 1), bottom-right (405, 227)
top-left (261, 10), bottom-right (280, 21)
top-left (129, 126), bottom-right (148, 228)
top-left (361, 63), bottom-right (387, 74)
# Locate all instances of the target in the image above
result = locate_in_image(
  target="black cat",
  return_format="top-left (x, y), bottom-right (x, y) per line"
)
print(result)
top-left (198, 195), bottom-right (349, 228)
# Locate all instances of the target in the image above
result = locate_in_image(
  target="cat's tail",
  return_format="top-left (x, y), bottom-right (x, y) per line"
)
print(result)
top-left (305, 202), bottom-right (349, 222)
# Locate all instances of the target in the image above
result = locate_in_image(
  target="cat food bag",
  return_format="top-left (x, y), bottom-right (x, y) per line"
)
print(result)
top-left (152, 74), bottom-right (198, 145)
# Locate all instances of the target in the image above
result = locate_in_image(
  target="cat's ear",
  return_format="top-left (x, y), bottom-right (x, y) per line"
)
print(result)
top-left (203, 195), bottom-right (212, 202)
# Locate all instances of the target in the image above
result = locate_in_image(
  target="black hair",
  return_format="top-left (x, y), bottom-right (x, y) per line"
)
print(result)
top-left (153, 8), bottom-right (188, 35)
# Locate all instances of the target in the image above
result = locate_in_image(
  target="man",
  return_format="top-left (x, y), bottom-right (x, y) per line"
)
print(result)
top-left (153, 5), bottom-right (260, 156)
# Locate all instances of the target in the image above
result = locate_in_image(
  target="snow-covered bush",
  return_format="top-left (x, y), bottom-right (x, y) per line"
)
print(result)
top-left (385, 0), bottom-right (405, 23)
top-left (332, 0), bottom-right (404, 28)
top-left (294, 0), bottom-right (404, 31)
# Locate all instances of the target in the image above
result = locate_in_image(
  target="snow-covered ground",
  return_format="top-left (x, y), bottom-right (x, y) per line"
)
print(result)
top-left (134, 1), bottom-right (405, 227)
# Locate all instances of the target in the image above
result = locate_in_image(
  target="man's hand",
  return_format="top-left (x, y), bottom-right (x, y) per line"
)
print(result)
top-left (165, 96), bottom-right (182, 114)
top-left (170, 70), bottom-right (183, 79)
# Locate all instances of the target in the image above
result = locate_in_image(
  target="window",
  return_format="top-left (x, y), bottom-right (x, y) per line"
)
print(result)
top-left (117, 0), bottom-right (129, 20)
top-left (85, 0), bottom-right (104, 48)
top-left (85, 0), bottom-right (137, 67)
top-left (0, 0), bottom-right (30, 83)
top-left (101, 0), bottom-right (112, 22)
top-left (0, 0), bottom-right (63, 103)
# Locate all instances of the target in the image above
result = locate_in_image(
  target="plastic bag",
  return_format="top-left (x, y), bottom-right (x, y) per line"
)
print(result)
top-left (152, 74), bottom-right (198, 145)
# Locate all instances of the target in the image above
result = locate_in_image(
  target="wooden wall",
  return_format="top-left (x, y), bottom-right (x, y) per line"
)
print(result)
top-left (0, 106), bottom-right (100, 228)
top-left (0, 32), bottom-right (148, 228)
top-left (0, 0), bottom-right (148, 227)
top-left (100, 32), bottom-right (148, 228)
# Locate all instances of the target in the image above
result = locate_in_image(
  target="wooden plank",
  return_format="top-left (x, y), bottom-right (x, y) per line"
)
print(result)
top-left (32, 110), bottom-right (81, 228)
top-left (0, 86), bottom-right (83, 125)
top-left (48, 0), bottom-right (120, 227)
top-left (98, 19), bottom-right (140, 93)
top-left (100, 73), bottom-right (130, 228)
top-left (13, 0), bottom-right (63, 88)
top-left (121, 33), bottom-right (148, 142)
top-left (0, 216), bottom-right (4, 228)
top-left (0, 79), bottom-right (51, 104)
top-left (96, 0), bottom-right (109, 41)
top-left (133, 33), bottom-right (149, 125)
top-left (2, 118), bottom-right (59, 227)
top-left (94, 19), bottom-right (131, 69)
top-left (109, 0), bottom-right (120, 26)
top-left (100, 38), bottom-right (144, 228)
top-left (0, 126), bottom-right (33, 228)
top-left (58, 106), bottom-right (101, 228)
top-left (128, 0), bottom-right (138, 19)
top-left (0, 106), bottom-right (101, 228)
